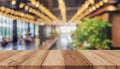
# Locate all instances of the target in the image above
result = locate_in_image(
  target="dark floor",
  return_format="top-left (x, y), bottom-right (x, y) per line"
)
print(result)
top-left (0, 43), bottom-right (38, 50)
top-left (0, 34), bottom-right (72, 50)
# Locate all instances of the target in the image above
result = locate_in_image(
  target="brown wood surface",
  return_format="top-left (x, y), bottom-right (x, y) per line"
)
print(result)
top-left (18, 50), bottom-right (49, 69)
top-left (40, 37), bottom-right (58, 50)
top-left (63, 50), bottom-right (91, 69)
top-left (0, 50), bottom-right (120, 69)
top-left (42, 50), bottom-right (65, 69)
top-left (112, 13), bottom-right (120, 47)
top-left (79, 50), bottom-right (116, 69)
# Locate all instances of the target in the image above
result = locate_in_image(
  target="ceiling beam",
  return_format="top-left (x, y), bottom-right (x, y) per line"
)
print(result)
top-left (58, 0), bottom-right (67, 22)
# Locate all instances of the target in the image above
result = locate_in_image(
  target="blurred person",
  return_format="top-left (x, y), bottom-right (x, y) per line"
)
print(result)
top-left (25, 35), bottom-right (32, 44)
top-left (19, 36), bottom-right (23, 45)
top-left (1, 37), bottom-right (8, 46)
top-left (6, 37), bottom-right (11, 43)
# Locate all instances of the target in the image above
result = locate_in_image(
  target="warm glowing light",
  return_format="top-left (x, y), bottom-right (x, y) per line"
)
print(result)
top-left (58, 0), bottom-right (67, 22)
top-left (74, 1), bottom-right (105, 22)
top-left (0, 8), bottom-right (40, 24)
top-left (0, 6), bottom-right (35, 21)
top-left (95, 4), bottom-right (100, 8)
top-left (103, 0), bottom-right (108, 3)
top-left (1, 7), bottom-right (5, 11)
top-left (28, 8), bottom-right (52, 22)
top-left (88, 0), bottom-right (94, 5)
top-left (19, 3), bottom-right (25, 8)
top-left (11, 0), bottom-right (16, 5)
top-left (30, 0), bottom-right (36, 6)
top-left (69, 1), bottom-right (91, 22)
top-left (5, 8), bottom-right (11, 13)
top-left (21, 13), bottom-right (24, 17)
top-left (59, 0), bottom-right (63, 4)
top-left (108, 5), bottom-right (117, 11)
top-left (25, 6), bottom-right (29, 11)
top-left (99, 1), bottom-right (103, 6)
top-left (35, 2), bottom-right (40, 7)
top-left (84, 1), bottom-right (89, 8)
top-left (92, 6), bottom-right (96, 10)
top-left (30, 1), bottom-right (59, 22)
top-left (38, 4), bottom-right (60, 22)
top-left (89, 8), bottom-right (93, 12)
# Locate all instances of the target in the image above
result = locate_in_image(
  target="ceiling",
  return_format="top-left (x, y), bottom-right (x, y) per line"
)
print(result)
top-left (0, 0), bottom-right (119, 24)
top-left (0, 0), bottom-right (85, 21)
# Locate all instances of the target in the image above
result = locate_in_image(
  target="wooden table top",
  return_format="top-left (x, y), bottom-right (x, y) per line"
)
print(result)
top-left (0, 50), bottom-right (120, 69)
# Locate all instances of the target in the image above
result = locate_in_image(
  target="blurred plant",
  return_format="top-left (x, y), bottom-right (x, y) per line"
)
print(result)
top-left (71, 18), bottom-right (111, 50)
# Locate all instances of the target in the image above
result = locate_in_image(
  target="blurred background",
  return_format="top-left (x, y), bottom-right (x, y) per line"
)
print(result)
top-left (0, 0), bottom-right (119, 50)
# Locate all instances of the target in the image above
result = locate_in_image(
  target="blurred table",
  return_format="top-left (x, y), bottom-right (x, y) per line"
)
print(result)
top-left (40, 37), bottom-right (59, 50)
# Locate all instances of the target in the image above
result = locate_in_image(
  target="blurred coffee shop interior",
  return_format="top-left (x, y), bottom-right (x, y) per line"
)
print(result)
top-left (0, 0), bottom-right (119, 50)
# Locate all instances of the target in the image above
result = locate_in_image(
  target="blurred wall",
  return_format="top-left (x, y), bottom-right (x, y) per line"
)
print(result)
top-left (112, 12), bottom-right (120, 47)
top-left (94, 13), bottom-right (109, 21)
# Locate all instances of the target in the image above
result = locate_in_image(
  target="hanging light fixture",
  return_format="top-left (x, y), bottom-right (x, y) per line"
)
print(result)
top-left (92, 6), bottom-right (96, 10)
top-left (21, 13), bottom-right (24, 17)
top-left (103, 0), bottom-right (108, 3)
top-left (99, 1), bottom-right (103, 6)
top-left (58, 0), bottom-right (67, 22)
top-left (88, 0), bottom-right (94, 5)
top-left (0, 7), bottom-right (5, 11)
top-left (107, 5), bottom-right (117, 11)
top-left (11, 0), bottom-right (16, 5)
top-left (25, 6), bottom-right (29, 11)
top-left (95, 4), bottom-right (100, 8)
top-left (35, 2), bottom-right (40, 7)
top-left (74, 0), bottom-right (106, 22)
top-left (30, 0), bottom-right (60, 22)
top-left (69, 1), bottom-right (91, 22)
top-left (19, 3), bottom-right (25, 8)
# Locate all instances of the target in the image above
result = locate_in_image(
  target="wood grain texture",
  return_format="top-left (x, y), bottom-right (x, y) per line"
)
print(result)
top-left (0, 50), bottom-right (35, 69)
top-left (42, 50), bottom-right (65, 69)
top-left (18, 50), bottom-right (49, 69)
top-left (0, 50), bottom-right (120, 69)
top-left (63, 50), bottom-right (90, 69)
top-left (102, 50), bottom-right (120, 58)
top-left (0, 50), bottom-right (20, 62)
top-left (79, 50), bottom-right (115, 69)
top-left (90, 50), bottom-right (120, 69)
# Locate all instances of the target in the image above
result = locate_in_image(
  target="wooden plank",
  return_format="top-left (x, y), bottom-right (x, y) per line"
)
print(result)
top-left (18, 50), bottom-right (49, 69)
top-left (63, 50), bottom-right (90, 69)
top-left (0, 51), bottom-right (11, 54)
top-left (0, 50), bottom-right (119, 69)
top-left (0, 50), bottom-right (36, 69)
top-left (42, 50), bottom-right (65, 69)
top-left (102, 50), bottom-right (120, 58)
top-left (91, 50), bottom-right (120, 69)
top-left (0, 50), bottom-right (20, 62)
top-left (110, 50), bottom-right (120, 52)
top-left (78, 50), bottom-right (116, 69)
